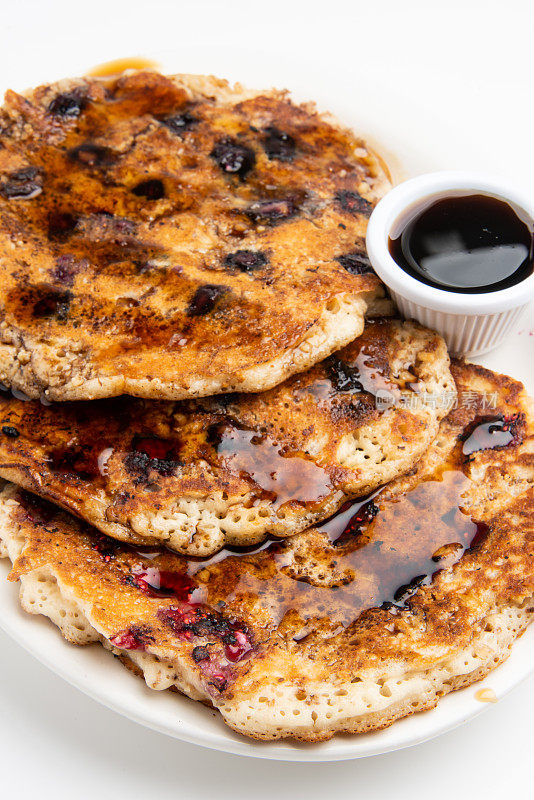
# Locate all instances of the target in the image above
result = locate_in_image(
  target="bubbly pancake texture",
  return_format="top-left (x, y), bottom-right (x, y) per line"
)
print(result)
top-left (0, 71), bottom-right (390, 401)
top-left (0, 360), bottom-right (533, 742)
top-left (0, 319), bottom-right (453, 555)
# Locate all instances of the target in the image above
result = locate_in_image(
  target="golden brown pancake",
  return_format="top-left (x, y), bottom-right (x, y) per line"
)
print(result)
top-left (0, 319), bottom-right (454, 555)
top-left (0, 360), bottom-right (532, 741)
top-left (0, 70), bottom-right (390, 401)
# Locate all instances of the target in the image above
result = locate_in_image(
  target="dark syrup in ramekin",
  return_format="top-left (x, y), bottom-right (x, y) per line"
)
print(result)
top-left (389, 194), bottom-right (534, 294)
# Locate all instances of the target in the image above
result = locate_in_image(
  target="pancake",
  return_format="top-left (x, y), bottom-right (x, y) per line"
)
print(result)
top-left (0, 360), bottom-right (532, 742)
top-left (0, 70), bottom-right (390, 402)
top-left (0, 319), bottom-right (454, 555)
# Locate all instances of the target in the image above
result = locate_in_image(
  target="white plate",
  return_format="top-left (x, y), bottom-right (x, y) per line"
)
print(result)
top-left (1, 48), bottom-right (533, 762)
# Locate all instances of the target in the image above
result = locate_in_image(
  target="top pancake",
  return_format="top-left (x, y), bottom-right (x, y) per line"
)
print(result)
top-left (0, 71), bottom-right (390, 401)
top-left (0, 360), bottom-right (533, 742)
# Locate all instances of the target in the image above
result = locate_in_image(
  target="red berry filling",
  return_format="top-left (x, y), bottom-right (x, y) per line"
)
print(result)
top-left (157, 603), bottom-right (254, 690)
top-left (109, 625), bottom-right (154, 651)
top-left (126, 565), bottom-right (195, 601)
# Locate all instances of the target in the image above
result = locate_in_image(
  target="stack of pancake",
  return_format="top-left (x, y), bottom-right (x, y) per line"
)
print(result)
top-left (0, 70), bottom-right (532, 742)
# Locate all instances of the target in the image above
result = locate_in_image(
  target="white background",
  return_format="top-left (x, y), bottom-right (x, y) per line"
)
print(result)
top-left (1, 0), bottom-right (534, 797)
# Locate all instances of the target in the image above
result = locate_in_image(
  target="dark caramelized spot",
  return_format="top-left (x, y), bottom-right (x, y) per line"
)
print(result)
top-left (211, 137), bottom-right (256, 178)
top-left (462, 415), bottom-right (523, 455)
top-left (212, 423), bottom-right (333, 508)
top-left (109, 625), bottom-right (155, 651)
top-left (246, 198), bottom-right (298, 225)
top-left (161, 112), bottom-right (197, 134)
top-left (33, 287), bottom-right (72, 320)
top-left (159, 605), bottom-right (219, 638)
top-left (131, 179), bottom-right (165, 200)
top-left (186, 284), bottom-right (228, 316)
top-left (132, 437), bottom-right (177, 460)
top-left (207, 393), bottom-right (239, 411)
top-left (263, 126), bottom-right (295, 161)
top-left (18, 491), bottom-right (59, 525)
top-left (393, 574), bottom-right (428, 603)
top-left (47, 91), bottom-right (86, 117)
top-left (223, 250), bottom-right (268, 273)
top-left (192, 645), bottom-right (210, 662)
top-left (335, 190), bottom-right (373, 216)
top-left (323, 346), bottom-right (396, 398)
top-left (124, 436), bottom-right (181, 482)
top-left (47, 211), bottom-right (78, 240)
top-left (335, 250), bottom-right (374, 275)
top-left (123, 455), bottom-right (177, 481)
top-left (468, 520), bottom-right (490, 551)
top-left (68, 143), bottom-right (114, 167)
top-left (0, 167), bottom-right (42, 199)
top-left (329, 499), bottom-right (380, 547)
top-left (1, 425), bottom-right (20, 438)
top-left (209, 674), bottom-right (228, 692)
top-left (206, 421), bottom-right (227, 448)
top-left (324, 355), bottom-right (364, 393)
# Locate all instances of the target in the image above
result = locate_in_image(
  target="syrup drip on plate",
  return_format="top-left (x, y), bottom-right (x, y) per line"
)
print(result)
top-left (87, 57), bottom-right (160, 77)
top-left (474, 688), bottom-right (497, 703)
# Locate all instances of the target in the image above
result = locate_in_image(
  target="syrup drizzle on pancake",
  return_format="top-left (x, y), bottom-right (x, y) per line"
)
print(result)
top-left (210, 424), bottom-right (334, 508)
top-left (462, 415), bottom-right (520, 455)
top-left (82, 415), bottom-right (516, 639)
top-left (0, 70), bottom-right (389, 403)
top-left (0, 326), bottom-right (403, 513)
top-left (13, 389), bottom-right (521, 638)
top-left (192, 470), bottom-right (485, 631)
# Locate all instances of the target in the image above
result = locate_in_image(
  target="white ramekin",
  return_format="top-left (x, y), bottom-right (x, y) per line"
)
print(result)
top-left (366, 171), bottom-right (534, 356)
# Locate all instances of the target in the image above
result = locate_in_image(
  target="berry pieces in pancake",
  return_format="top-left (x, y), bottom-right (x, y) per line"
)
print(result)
top-left (0, 71), bottom-right (390, 401)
